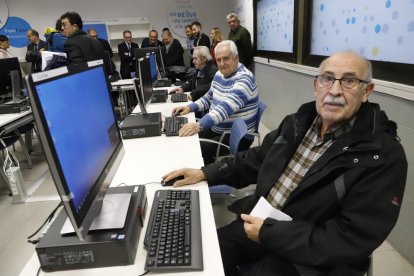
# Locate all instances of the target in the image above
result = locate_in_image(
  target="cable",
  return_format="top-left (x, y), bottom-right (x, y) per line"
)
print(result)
top-left (137, 270), bottom-right (149, 276)
top-left (27, 201), bottom-right (63, 244)
top-left (36, 265), bottom-right (41, 276)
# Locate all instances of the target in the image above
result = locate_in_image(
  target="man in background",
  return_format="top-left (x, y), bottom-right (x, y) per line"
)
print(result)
top-left (161, 30), bottom-right (184, 67)
top-left (191, 21), bottom-right (210, 50)
top-left (141, 30), bottom-right (163, 48)
top-left (185, 24), bottom-right (196, 67)
top-left (60, 12), bottom-right (104, 65)
top-left (117, 30), bottom-right (139, 79)
top-left (87, 28), bottom-right (113, 57)
top-left (25, 29), bottom-right (48, 72)
top-left (227, 13), bottom-right (253, 68)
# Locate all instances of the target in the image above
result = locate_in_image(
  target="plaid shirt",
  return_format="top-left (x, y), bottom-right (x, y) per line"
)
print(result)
top-left (266, 116), bottom-right (355, 210)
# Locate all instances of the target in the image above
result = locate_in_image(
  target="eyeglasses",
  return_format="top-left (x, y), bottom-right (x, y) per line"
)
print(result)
top-left (315, 75), bottom-right (369, 90)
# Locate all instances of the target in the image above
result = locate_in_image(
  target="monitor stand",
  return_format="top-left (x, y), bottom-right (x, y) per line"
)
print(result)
top-left (10, 70), bottom-right (22, 103)
top-left (60, 193), bottom-right (132, 235)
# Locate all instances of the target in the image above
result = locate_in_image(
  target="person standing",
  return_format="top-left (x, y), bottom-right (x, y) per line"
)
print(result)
top-left (117, 30), bottom-right (139, 79)
top-left (0, 35), bottom-right (13, 59)
top-left (227, 12), bottom-right (253, 68)
top-left (25, 29), bottom-right (48, 72)
top-left (161, 31), bottom-right (184, 67)
top-left (45, 19), bottom-right (67, 53)
top-left (191, 21), bottom-right (210, 50)
top-left (210, 27), bottom-right (224, 66)
top-left (185, 25), bottom-right (196, 67)
top-left (60, 12), bottom-right (105, 65)
top-left (141, 30), bottom-right (163, 48)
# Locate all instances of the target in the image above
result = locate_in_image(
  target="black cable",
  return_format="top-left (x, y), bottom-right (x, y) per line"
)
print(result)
top-left (36, 265), bottom-right (41, 276)
top-left (137, 270), bottom-right (149, 276)
top-left (27, 201), bottom-right (63, 244)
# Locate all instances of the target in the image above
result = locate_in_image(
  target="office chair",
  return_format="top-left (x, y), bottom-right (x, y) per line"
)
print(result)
top-left (199, 118), bottom-right (248, 195)
top-left (249, 101), bottom-right (267, 146)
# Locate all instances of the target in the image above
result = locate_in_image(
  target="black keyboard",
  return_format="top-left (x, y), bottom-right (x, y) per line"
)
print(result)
top-left (171, 93), bottom-right (188, 102)
top-left (144, 189), bottom-right (203, 271)
top-left (164, 116), bottom-right (188, 136)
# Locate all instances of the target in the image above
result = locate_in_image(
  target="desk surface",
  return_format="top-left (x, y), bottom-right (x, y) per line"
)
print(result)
top-left (19, 94), bottom-right (224, 276)
top-left (0, 109), bottom-right (32, 129)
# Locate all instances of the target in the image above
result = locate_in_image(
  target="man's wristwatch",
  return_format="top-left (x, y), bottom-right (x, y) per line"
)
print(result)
top-left (197, 122), bottom-right (204, 132)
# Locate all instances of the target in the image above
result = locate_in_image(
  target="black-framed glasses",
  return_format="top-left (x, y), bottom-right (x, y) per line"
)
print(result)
top-left (315, 75), bottom-right (369, 90)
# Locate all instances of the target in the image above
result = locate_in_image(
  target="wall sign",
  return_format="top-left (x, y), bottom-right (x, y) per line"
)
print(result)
top-left (167, 0), bottom-right (203, 37)
top-left (0, 16), bottom-right (32, 48)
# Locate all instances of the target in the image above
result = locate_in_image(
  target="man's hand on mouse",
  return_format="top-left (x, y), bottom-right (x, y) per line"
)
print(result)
top-left (162, 168), bottom-right (207, 187)
top-left (172, 106), bottom-right (191, 116)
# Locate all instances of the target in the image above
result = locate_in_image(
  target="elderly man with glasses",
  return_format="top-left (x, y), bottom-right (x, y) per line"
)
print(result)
top-left (163, 51), bottom-right (407, 276)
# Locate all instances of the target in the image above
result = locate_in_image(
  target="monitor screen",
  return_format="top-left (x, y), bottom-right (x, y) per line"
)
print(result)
top-left (0, 57), bottom-right (23, 99)
top-left (137, 57), bottom-right (153, 114)
top-left (148, 52), bottom-right (158, 82)
top-left (25, 64), bottom-right (124, 240)
top-left (134, 46), bottom-right (166, 77)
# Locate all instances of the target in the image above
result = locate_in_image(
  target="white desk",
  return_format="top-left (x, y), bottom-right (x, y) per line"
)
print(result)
top-left (19, 96), bottom-right (225, 276)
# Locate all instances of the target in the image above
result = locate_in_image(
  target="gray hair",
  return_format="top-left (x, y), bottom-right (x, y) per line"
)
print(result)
top-left (318, 51), bottom-right (373, 82)
top-left (226, 13), bottom-right (239, 21)
top-left (214, 40), bottom-right (238, 58)
top-left (194, 46), bottom-right (212, 62)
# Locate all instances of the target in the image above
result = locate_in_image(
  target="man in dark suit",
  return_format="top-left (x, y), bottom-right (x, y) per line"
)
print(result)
top-left (141, 30), bottom-right (163, 48)
top-left (169, 46), bottom-right (217, 102)
top-left (25, 29), bottom-right (48, 72)
top-left (117, 30), bottom-right (139, 79)
top-left (191, 21), bottom-right (210, 51)
top-left (161, 30), bottom-right (184, 67)
top-left (60, 12), bottom-right (104, 65)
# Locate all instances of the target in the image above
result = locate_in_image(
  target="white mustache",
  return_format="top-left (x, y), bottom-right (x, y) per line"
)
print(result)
top-left (323, 95), bottom-right (346, 106)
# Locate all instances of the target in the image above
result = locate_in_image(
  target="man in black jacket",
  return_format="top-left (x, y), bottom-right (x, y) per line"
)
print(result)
top-left (25, 29), bottom-right (48, 72)
top-left (60, 12), bottom-right (104, 65)
top-left (169, 46), bottom-right (217, 102)
top-left (163, 51), bottom-right (407, 276)
top-left (191, 21), bottom-right (210, 52)
top-left (117, 30), bottom-right (139, 79)
top-left (161, 31), bottom-right (184, 67)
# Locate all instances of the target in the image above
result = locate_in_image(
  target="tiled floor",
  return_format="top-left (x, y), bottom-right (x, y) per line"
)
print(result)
top-left (1, 131), bottom-right (414, 276)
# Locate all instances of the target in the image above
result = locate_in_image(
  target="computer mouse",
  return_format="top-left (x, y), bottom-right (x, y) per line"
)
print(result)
top-left (161, 175), bottom-right (185, 186)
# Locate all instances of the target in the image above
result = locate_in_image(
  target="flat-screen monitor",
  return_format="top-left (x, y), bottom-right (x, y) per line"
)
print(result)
top-left (134, 46), bottom-right (166, 77)
top-left (25, 63), bottom-right (124, 241)
top-left (102, 51), bottom-right (115, 76)
top-left (0, 57), bottom-right (23, 100)
top-left (133, 57), bottom-right (153, 114)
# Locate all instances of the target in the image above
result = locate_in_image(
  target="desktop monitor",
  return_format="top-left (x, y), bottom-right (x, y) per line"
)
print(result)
top-left (0, 57), bottom-right (23, 100)
top-left (134, 46), bottom-right (166, 77)
top-left (148, 52), bottom-right (158, 82)
top-left (133, 57), bottom-right (153, 114)
top-left (25, 63), bottom-right (124, 241)
top-left (102, 51), bottom-right (115, 76)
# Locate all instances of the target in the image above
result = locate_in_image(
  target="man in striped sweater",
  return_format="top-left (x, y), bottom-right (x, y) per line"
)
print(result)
top-left (172, 40), bottom-right (259, 164)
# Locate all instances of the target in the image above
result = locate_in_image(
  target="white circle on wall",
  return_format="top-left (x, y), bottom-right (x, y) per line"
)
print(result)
top-left (0, 0), bottom-right (9, 29)
top-left (167, 0), bottom-right (204, 38)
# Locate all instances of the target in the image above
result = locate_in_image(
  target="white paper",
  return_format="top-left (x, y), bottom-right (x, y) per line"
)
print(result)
top-left (41, 51), bottom-right (67, 71)
top-left (250, 196), bottom-right (292, 221)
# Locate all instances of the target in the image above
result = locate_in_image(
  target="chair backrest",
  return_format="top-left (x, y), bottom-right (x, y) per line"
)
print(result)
top-left (255, 101), bottom-right (267, 133)
top-left (229, 118), bottom-right (248, 156)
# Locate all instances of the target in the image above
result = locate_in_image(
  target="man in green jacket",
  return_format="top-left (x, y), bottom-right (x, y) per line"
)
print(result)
top-left (227, 12), bottom-right (253, 68)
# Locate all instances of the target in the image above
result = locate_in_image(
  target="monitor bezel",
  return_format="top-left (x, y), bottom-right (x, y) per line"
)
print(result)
top-left (0, 57), bottom-right (23, 99)
top-left (134, 46), bottom-right (166, 77)
top-left (25, 62), bottom-right (124, 241)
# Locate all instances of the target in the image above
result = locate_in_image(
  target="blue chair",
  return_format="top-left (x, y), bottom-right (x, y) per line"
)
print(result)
top-left (249, 101), bottom-right (267, 146)
top-left (199, 118), bottom-right (248, 195)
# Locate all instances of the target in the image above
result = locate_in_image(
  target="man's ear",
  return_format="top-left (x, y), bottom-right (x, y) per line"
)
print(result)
top-left (362, 82), bottom-right (374, 102)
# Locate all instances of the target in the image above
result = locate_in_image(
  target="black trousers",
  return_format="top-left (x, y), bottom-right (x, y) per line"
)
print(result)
top-left (218, 219), bottom-right (300, 276)
top-left (199, 129), bottom-right (253, 165)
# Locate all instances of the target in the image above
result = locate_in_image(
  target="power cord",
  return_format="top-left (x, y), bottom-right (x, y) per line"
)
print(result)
top-left (27, 201), bottom-right (63, 244)
top-left (137, 271), bottom-right (149, 276)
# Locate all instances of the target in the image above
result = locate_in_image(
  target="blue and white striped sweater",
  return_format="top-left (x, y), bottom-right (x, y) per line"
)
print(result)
top-left (188, 63), bottom-right (259, 134)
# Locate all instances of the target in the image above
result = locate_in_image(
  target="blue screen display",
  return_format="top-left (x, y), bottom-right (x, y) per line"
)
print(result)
top-left (148, 53), bottom-right (158, 82)
top-left (35, 67), bottom-right (120, 212)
